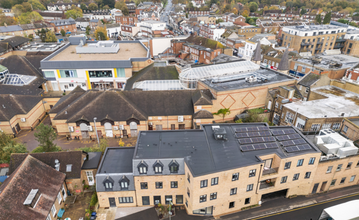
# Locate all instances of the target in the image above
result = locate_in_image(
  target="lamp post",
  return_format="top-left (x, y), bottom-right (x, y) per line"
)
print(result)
top-left (93, 117), bottom-right (100, 148)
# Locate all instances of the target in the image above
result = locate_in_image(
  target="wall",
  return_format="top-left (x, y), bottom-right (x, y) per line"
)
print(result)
top-left (98, 191), bottom-right (137, 207)
top-left (0, 50), bottom-right (27, 58)
top-left (341, 117), bottom-right (359, 141)
top-left (81, 168), bottom-right (98, 186)
top-left (343, 39), bottom-right (359, 56)
top-left (151, 36), bottom-right (188, 57)
top-left (148, 115), bottom-right (193, 130)
top-left (330, 80), bottom-right (359, 94)
top-left (50, 185), bottom-right (66, 220)
top-left (132, 59), bottom-right (153, 72)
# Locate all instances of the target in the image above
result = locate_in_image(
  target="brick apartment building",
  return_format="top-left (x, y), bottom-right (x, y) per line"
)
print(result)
top-left (115, 16), bottom-right (138, 26)
top-left (50, 18), bottom-right (77, 34)
top-left (187, 8), bottom-right (210, 17)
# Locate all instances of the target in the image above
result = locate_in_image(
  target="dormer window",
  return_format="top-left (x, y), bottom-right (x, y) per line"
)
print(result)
top-left (153, 160), bottom-right (164, 174)
top-left (103, 176), bottom-right (114, 191)
top-left (169, 160), bottom-right (179, 173)
top-left (138, 160), bottom-right (148, 174)
top-left (119, 176), bottom-right (130, 190)
top-left (66, 164), bottom-right (72, 172)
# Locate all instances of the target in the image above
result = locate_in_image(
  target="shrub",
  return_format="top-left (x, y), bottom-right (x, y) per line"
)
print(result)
top-left (90, 192), bottom-right (98, 207)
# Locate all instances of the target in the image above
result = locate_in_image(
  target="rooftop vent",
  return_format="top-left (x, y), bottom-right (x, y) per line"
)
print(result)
top-left (23, 189), bottom-right (41, 208)
top-left (213, 126), bottom-right (227, 140)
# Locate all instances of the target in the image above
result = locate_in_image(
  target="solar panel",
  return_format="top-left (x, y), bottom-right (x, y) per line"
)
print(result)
top-left (288, 134), bottom-right (301, 140)
top-left (293, 139), bottom-right (306, 145)
top-left (281, 140), bottom-right (295, 147)
top-left (253, 143), bottom-right (266, 150)
top-left (235, 126), bottom-right (269, 133)
top-left (240, 145), bottom-right (255, 152)
top-left (283, 129), bottom-right (296, 134)
top-left (276, 135), bottom-right (290, 141)
top-left (235, 133), bottom-right (249, 138)
top-left (235, 128), bottom-right (248, 133)
top-left (285, 146), bottom-right (300, 153)
top-left (260, 131), bottom-right (271, 136)
top-left (238, 136), bottom-right (276, 144)
top-left (266, 142), bottom-right (278, 149)
top-left (238, 138), bottom-right (252, 144)
top-left (271, 129), bottom-right (285, 135)
top-left (297, 144), bottom-right (312, 151)
top-left (258, 126), bottom-right (269, 131)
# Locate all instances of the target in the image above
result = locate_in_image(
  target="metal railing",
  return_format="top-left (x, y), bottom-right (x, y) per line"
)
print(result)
top-left (262, 167), bottom-right (279, 175)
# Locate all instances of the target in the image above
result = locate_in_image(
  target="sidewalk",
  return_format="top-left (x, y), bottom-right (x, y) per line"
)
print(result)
top-left (220, 185), bottom-right (359, 220)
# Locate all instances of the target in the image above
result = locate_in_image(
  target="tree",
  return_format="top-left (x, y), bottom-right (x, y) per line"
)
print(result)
top-left (103, 5), bottom-right (110, 9)
top-left (323, 12), bottom-right (331, 24)
top-left (80, 3), bottom-right (87, 11)
top-left (45, 31), bottom-right (57, 42)
top-left (242, 9), bottom-right (249, 17)
top-left (22, 2), bottom-right (33, 11)
top-left (122, 4), bottom-right (129, 16)
top-left (0, 11), bottom-right (16, 26)
top-left (337, 18), bottom-right (349, 24)
top-left (102, 0), bottom-right (115, 8)
top-left (213, 108), bottom-right (231, 122)
top-left (0, 132), bottom-right (28, 163)
top-left (65, 7), bottom-right (83, 19)
top-left (12, 4), bottom-right (26, 17)
top-left (34, 123), bottom-right (58, 152)
top-left (232, 7), bottom-right (238, 14)
top-left (28, 0), bottom-right (46, 10)
top-left (94, 26), bottom-right (109, 40)
top-left (268, 6), bottom-right (279, 10)
top-left (86, 25), bottom-right (91, 35)
top-left (88, 3), bottom-right (98, 10)
top-left (0, 0), bottom-right (13, 9)
top-left (350, 21), bottom-right (358, 27)
top-left (300, 8), bottom-right (306, 15)
top-left (315, 14), bottom-right (322, 24)
top-left (19, 11), bottom-right (43, 24)
top-left (61, 29), bottom-right (66, 36)
top-left (216, 18), bottom-right (224, 24)
top-left (249, 2), bottom-right (258, 12)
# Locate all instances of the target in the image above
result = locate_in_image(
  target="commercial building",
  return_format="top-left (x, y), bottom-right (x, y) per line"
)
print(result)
top-left (40, 36), bottom-right (152, 91)
top-left (137, 20), bottom-right (166, 38)
top-left (96, 123), bottom-right (322, 218)
top-left (279, 25), bottom-right (347, 55)
top-left (199, 24), bottom-right (225, 41)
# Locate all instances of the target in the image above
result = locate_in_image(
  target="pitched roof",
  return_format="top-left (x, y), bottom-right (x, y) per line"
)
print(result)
top-left (277, 48), bottom-right (289, 71)
top-left (192, 90), bottom-right (213, 105)
top-left (49, 86), bottom-right (86, 114)
top-left (193, 109), bottom-right (214, 119)
top-left (185, 35), bottom-right (226, 49)
top-left (82, 152), bottom-right (102, 169)
top-left (1, 36), bottom-right (29, 48)
top-left (0, 25), bottom-right (22, 33)
top-left (0, 42), bottom-right (11, 54)
top-left (0, 95), bottom-right (42, 121)
top-left (0, 155), bottom-right (66, 220)
top-left (298, 73), bottom-right (320, 87)
top-left (9, 151), bottom-right (84, 179)
top-left (252, 42), bottom-right (261, 61)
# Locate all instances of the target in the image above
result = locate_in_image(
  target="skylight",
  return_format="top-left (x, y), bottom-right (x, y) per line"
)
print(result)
top-left (2, 74), bottom-right (36, 86)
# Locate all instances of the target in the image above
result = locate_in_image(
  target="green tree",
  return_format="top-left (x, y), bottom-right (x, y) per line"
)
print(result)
top-left (88, 3), bottom-right (98, 10)
top-left (19, 11), bottom-right (43, 24)
top-left (65, 7), bottom-right (83, 19)
top-left (28, 0), bottom-right (46, 10)
top-left (121, 4), bottom-right (129, 16)
top-left (94, 26), bottom-right (108, 40)
top-left (249, 2), bottom-right (258, 12)
top-left (34, 123), bottom-right (58, 152)
top-left (12, 4), bottom-right (26, 17)
top-left (0, 0), bottom-right (13, 9)
top-left (80, 3), bottom-right (88, 11)
top-left (323, 12), bottom-right (331, 24)
top-left (300, 8), bottom-right (306, 15)
top-left (349, 21), bottom-right (358, 27)
top-left (45, 31), bottom-right (57, 42)
top-left (213, 108), bottom-right (231, 122)
top-left (22, 2), bottom-right (33, 11)
top-left (102, 0), bottom-right (115, 8)
top-left (86, 25), bottom-right (91, 35)
top-left (103, 5), bottom-right (110, 9)
top-left (61, 29), bottom-right (66, 36)
top-left (337, 18), bottom-right (349, 24)
top-left (0, 132), bottom-right (28, 163)
top-left (315, 14), bottom-right (321, 24)
top-left (216, 18), bottom-right (224, 24)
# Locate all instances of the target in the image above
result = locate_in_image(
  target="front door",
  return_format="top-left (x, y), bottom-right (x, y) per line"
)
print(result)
top-left (104, 122), bottom-right (113, 137)
top-left (109, 197), bottom-right (116, 207)
top-left (86, 171), bottom-right (95, 186)
top-left (81, 131), bottom-right (89, 138)
top-left (154, 196), bottom-right (161, 205)
top-left (131, 129), bottom-right (137, 137)
top-left (320, 181), bottom-right (327, 192)
top-left (105, 130), bottom-right (113, 137)
top-left (15, 123), bottom-right (21, 133)
top-left (62, 186), bottom-right (67, 201)
top-left (312, 183), bottom-right (319, 194)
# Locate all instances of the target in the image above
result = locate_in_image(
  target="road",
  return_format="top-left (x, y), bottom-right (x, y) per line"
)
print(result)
top-left (255, 194), bottom-right (359, 220)
top-left (160, 0), bottom-right (173, 23)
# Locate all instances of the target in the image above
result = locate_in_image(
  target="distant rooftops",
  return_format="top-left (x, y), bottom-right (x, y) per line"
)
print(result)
top-left (284, 24), bottom-right (346, 32)
top-left (296, 53), bottom-right (359, 70)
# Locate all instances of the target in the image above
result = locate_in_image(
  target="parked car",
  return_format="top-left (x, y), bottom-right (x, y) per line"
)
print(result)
top-left (81, 27), bottom-right (86, 31)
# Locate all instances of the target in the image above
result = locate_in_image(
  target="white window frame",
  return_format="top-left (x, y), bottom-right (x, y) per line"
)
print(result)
top-left (57, 192), bottom-right (62, 204)
top-left (66, 164), bottom-right (72, 172)
top-left (51, 204), bottom-right (57, 217)
top-left (332, 123), bottom-right (341, 130)
top-left (350, 175), bottom-right (356, 182)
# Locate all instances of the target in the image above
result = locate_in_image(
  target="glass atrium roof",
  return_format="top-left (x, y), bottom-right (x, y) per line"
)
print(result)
top-left (179, 60), bottom-right (260, 82)
top-left (2, 74), bottom-right (36, 86)
top-left (133, 80), bottom-right (185, 91)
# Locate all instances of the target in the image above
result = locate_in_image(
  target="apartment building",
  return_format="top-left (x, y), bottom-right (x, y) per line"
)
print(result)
top-left (96, 123), bottom-right (322, 218)
top-left (0, 155), bottom-right (67, 220)
top-left (279, 25), bottom-right (347, 55)
top-left (197, 15), bottom-right (216, 25)
top-left (342, 29), bottom-right (359, 56)
top-left (187, 8), bottom-right (210, 17)
top-left (199, 24), bottom-right (225, 41)
top-left (50, 18), bottom-right (77, 34)
top-left (238, 34), bottom-right (276, 60)
top-left (115, 16), bottom-right (138, 26)
top-left (237, 26), bottom-right (262, 39)
top-left (121, 25), bottom-right (139, 38)
top-left (39, 11), bottom-right (66, 22)
top-left (340, 117), bottom-right (359, 141)
top-left (40, 36), bottom-right (151, 91)
top-left (0, 23), bottom-right (54, 36)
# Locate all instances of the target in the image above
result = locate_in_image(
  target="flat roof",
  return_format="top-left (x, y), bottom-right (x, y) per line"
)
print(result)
top-left (98, 147), bottom-right (135, 174)
top-left (285, 86), bottom-right (359, 118)
top-left (135, 123), bottom-right (320, 177)
top-left (49, 43), bottom-right (147, 61)
top-left (284, 24), bottom-right (344, 31)
top-left (348, 118), bottom-right (359, 127)
top-left (200, 68), bottom-right (295, 92)
top-left (296, 54), bottom-right (359, 70)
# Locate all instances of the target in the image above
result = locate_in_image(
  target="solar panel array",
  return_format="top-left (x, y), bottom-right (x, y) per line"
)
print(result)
top-left (281, 139), bottom-right (306, 147)
top-left (275, 133), bottom-right (301, 141)
top-left (238, 136), bottom-right (276, 144)
top-left (235, 126), bottom-right (268, 133)
top-left (240, 142), bottom-right (279, 152)
top-left (285, 144), bottom-right (312, 153)
top-left (271, 129), bottom-right (296, 135)
top-left (235, 131), bottom-right (271, 138)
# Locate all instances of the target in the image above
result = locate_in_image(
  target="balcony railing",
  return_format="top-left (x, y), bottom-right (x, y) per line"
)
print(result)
top-left (301, 42), bottom-right (311, 46)
top-left (316, 41), bottom-right (323, 45)
top-left (259, 180), bottom-right (276, 189)
top-left (336, 38), bottom-right (346, 42)
top-left (262, 167), bottom-right (278, 175)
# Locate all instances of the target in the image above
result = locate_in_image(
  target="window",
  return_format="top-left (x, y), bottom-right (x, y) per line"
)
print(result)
top-left (327, 166), bottom-right (333, 173)
top-left (305, 87), bottom-right (310, 93)
top-left (165, 195), bottom-right (173, 204)
top-left (142, 196), bottom-right (150, 205)
top-left (281, 176), bottom-right (287, 183)
top-left (187, 174), bottom-right (190, 183)
top-left (249, 169), bottom-right (256, 177)
top-left (69, 83), bottom-right (74, 87)
top-left (340, 177), bottom-right (346, 184)
top-left (331, 179), bottom-right (336, 186)
top-left (343, 126), bottom-right (348, 133)
top-left (297, 159), bottom-right (304, 167)
top-left (46, 214), bottom-right (51, 220)
top-left (66, 164), bottom-right (72, 172)
top-left (117, 68), bottom-right (126, 77)
top-left (347, 162), bottom-right (353, 169)
top-left (305, 172), bottom-right (311, 179)
top-left (284, 162), bottom-right (291, 170)
top-left (211, 177), bottom-right (218, 186)
top-left (176, 195), bottom-right (183, 204)
top-left (245, 197), bottom-right (251, 205)
top-left (246, 184), bottom-right (253, 192)
top-left (350, 175), bottom-right (356, 182)
top-left (187, 188), bottom-right (190, 197)
top-left (138, 161), bottom-right (148, 174)
top-left (332, 123), bottom-right (341, 130)
top-left (141, 182), bottom-right (148, 189)
top-left (155, 182), bottom-right (163, 189)
top-left (171, 181), bottom-right (178, 188)
top-left (51, 204), bottom-right (57, 217)
top-left (286, 112), bottom-right (294, 123)
top-left (230, 187), bottom-right (237, 195)
top-left (200, 180), bottom-right (208, 188)
top-left (60, 70), bottom-right (77, 78)
top-left (232, 173), bottom-right (239, 181)
top-left (153, 160), bottom-right (163, 174)
top-left (119, 197), bottom-right (133, 203)
top-left (336, 164), bottom-right (343, 171)
top-left (229, 201), bottom-right (235, 208)
top-left (199, 195), bottom-right (207, 203)
top-left (311, 124), bottom-right (321, 131)
top-left (309, 157), bottom-right (315, 165)
top-left (82, 83), bottom-right (86, 87)
top-left (43, 71), bottom-right (55, 78)
top-left (57, 192), bottom-right (62, 204)
top-left (357, 161), bottom-right (359, 167)
top-left (210, 192), bottom-right (217, 200)
top-left (120, 176), bottom-right (129, 190)
top-left (89, 70), bottom-right (112, 78)
top-left (104, 179), bottom-right (114, 191)
top-left (293, 173), bottom-right (300, 181)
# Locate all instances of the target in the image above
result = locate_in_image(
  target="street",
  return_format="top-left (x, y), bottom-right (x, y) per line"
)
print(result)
top-left (160, 0), bottom-right (173, 23)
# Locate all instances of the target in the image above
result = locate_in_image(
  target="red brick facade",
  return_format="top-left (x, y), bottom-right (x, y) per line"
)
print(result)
top-left (115, 16), bottom-right (138, 25)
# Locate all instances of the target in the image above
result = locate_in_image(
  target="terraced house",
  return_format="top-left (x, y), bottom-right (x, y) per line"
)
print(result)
top-left (96, 123), bottom-right (323, 217)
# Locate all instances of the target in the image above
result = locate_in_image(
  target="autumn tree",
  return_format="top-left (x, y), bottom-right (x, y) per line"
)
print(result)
top-left (28, 0), bottom-right (46, 10)
top-left (65, 7), bottom-right (83, 19)
top-left (242, 9), bottom-right (249, 17)
top-left (19, 11), bottom-right (43, 24)
top-left (94, 26), bottom-right (109, 40)
top-left (88, 3), bottom-right (98, 10)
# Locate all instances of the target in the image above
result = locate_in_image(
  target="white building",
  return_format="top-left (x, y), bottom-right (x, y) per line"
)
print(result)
top-left (238, 34), bottom-right (276, 60)
top-left (137, 20), bottom-right (166, 37)
top-left (106, 25), bottom-right (121, 38)
top-left (282, 25), bottom-right (347, 37)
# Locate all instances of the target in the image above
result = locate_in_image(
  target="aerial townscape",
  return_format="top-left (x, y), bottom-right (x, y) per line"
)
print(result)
top-left (2, 0), bottom-right (359, 219)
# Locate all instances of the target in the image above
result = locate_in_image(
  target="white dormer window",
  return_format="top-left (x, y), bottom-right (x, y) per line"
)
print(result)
top-left (66, 164), bottom-right (72, 172)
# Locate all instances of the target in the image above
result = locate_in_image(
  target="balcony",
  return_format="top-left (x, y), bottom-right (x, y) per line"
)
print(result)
top-left (262, 167), bottom-right (278, 176)
top-left (316, 41), bottom-right (323, 45)
top-left (301, 42), bottom-right (311, 46)
top-left (334, 45), bottom-right (344, 49)
top-left (259, 179), bottom-right (276, 189)
top-left (336, 38), bottom-right (346, 42)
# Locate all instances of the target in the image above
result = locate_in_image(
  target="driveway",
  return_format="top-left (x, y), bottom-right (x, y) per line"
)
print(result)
top-left (15, 115), bottom-right (137, 152)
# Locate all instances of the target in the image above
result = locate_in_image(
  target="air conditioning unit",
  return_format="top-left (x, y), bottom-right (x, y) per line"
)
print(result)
top-left (178, 116), bottom-right (184, 122)
top-left (119, 125), bottom-right (124, 130)
top-left (21, 118), bottom-right (26, 122)
top-left (113, 126), bottom-right (118, 130)
top-left (68, 126), bottom-right (74, 132)
top-left (87, 126), bottom-right (93, 131)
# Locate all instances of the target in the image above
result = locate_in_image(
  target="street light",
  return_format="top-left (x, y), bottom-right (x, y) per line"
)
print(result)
top-left (93, 117), bottom-right (100, 148)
